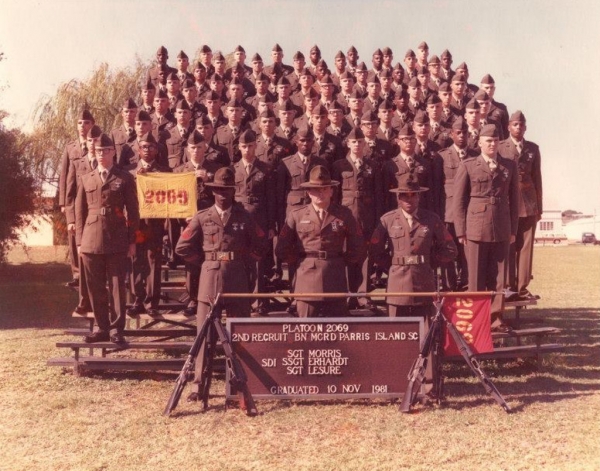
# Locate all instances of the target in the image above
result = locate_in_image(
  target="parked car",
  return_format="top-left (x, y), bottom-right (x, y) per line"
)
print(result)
top-left (581, 232), bottom-right (599, 245)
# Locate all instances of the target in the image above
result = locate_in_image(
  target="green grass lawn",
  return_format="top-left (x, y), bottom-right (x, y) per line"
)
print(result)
top-left (0, 246), bottom-right (598, 471)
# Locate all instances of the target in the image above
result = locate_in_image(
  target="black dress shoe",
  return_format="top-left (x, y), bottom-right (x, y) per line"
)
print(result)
top-left (110, 332), bottom-right (126, 344)
top-left (183, 305), bottom-right (197, 316)
top-left (84, 331), bottom-right (110, 343)
top-left (492, 323), bottom-right (513, 333)
top-left (187, 392), bottom-right (201, 402)
top-left (251, 307), bottom-right (269, 318)
top-left (146, 308), bottom-right (160, 316)
top-left (126, 304), bottom-right (146, 316)
top-left (73, 305), bottom-right (91, 315)
top-left (359, 301), bottom-right (379, 312)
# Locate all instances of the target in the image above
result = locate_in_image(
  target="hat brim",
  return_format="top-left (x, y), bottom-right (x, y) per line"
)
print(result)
top-left (389, 186), bottom-right (429, 194)
top-left (300, 181), bottom-right (340, 189)
top-left (205, 182), bottom-right (236, 189)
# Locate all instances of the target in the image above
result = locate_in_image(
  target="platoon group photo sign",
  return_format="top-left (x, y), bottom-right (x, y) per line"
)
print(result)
top-left (226, 317), bottom-right (424, 400)
top-left (136, 172), bottom-right (198, 219)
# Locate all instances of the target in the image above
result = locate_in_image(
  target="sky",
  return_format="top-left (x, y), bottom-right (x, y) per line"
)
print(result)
top-left (1, 0), bottom-right (599, 214)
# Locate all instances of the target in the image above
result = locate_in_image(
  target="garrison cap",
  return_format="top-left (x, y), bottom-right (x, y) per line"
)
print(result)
top-left (166, 72), bottom-right (180, 81)
top-left (426, 94), bottom-right (442, 105)
top-left (480, 124), bottom-right (499, 138)
top-left (229, 77), bottom-right (242, 86)
top-left (413, 110), bottom-right (429, 124)
top-left (175, 99), bottom-right (191, 111)
top-left (378, 100), bottom-right (394, 111)
top-left (122, 98), bottom-right (138, 109)
top-left (142, 79), bottom-right (156, 90)
top-left (255, 72), bottom-right (270, 82)
top-left (348, 90), bottom-right (363, 99)
top-left (213, 51), bottom-right (225, 61)
top-left (339, 70), bottom-right (355, 81)
top-left (87, 125), bottom-right (103, 139)
top-left (156, 89), bottom-right (168, 99)
top-left (391, 172), bottom-right (428, 193)
top-left (186, 130), bottom-right (204, 145)
top-left (456, 62), bottom-right (468, 71)
top-left (441, 49), bottom-right (452, 58)
top-left (193, 61), bottom-right (206, 71)
top-left (96, 133), bottom-right (115, 148)
top-left (474, 90), bottom-right (490, 101)
top-left (347, 45), bottom-right (358, 54)
top-left (346, 127), bottom-right (365, 140)
top-left (272, 43), bottom-right (283, 52)
top-left (311, 103), bottom-right (328, 116)
top-left (232, 63), bottom-right (245, 73)
top-left (378, 69), bottom-right (393, 79)
top-left (452, 116), bottom-right (468, 131)
top-left (465, 98), bottom-right (480, 110)
top-left (355, 62), bottom-right (368, 72)
top-left (300, 165), bottom-right (339, 188)
top-left (373, 48), bottom-right (383, 56)
top-left (209, 73), bottom-right (223, 82)
top-left (407, 77), bottom-right (420, 88)
top-left (182, 78), bottom-right (195, 89)
top-left (451, 73), bottom-right (466, 83)
top-left (480, 74), bottom-right (495, 84)
top-left (296, 127), bottom-right (315, 140)
top-left (327, 101), bottom-right (344, 112)
top-left (258, 94), bottom-right (274, 104)
top-left (205, 167), bottom-right (236, 188)
top-left (299, 67), bottom-right (313, 77)
top-left (197, 114), bottom-right (212, 126)
top-left (234, 45), bottom-right (245, 53)
top-left (367, 74), bottom-right (380, 84)
top-left (393, 62), bottom-right (405, 71)
top-left (251, 53), bottom-right (263, 62)
top-left (361, 110), bottom-right (379, 123)
top-left (259, 109), bottom-right (277, 119)
top-left (509, 110), bottom-right (526, 123)
top-left (139, 132), bottom-right (158, 145)
top-left (310, 44), bottom-right (321, 53)
top-left (428, 55), bottom-right (441, 65)
top-left (305, 88), bottom-right (320, 99)
top-left (226, 98), bottom-right (243, 108)
top-left (316, 59), bottom-right (328, 69)
top-left (276, 76), bottom-right (291, 86)
top-left (239, 129), bottom-right (257, 143)
top-left (438, 81), bottom-right (451, 92)
top-left (78, 109), bottom-right (95, 122)
top-left (293, 51), bottom-right (305, 60)
top-left (200, 45), bottom-right (212, 53)
top-left (135, 110), bottom-right (152, 122)
top-left (418, 41), bottom-right (429, 50)
top-left (398, 123), bottom-right (415, 137)
top-left (157, 46), bottom-right (168, 55)
top-left (279, 100), bottom-right (296, 111)
top-left (177, 50), bottom-right (188, 59)
top-left (335, 50), bottom-right (345, 59)
top-left (382, 46), bottom-right (393, 56)
top-left (405, 49), bottom-right (416, 58)
top-left (417, 66), bottom-right (429, 75)
top-left (319, 74), bottom-right (335, 85)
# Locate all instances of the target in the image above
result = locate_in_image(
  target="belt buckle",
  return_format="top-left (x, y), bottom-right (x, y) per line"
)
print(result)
top-left (317, 251), bottom-right (327, 260)
top-left (489, 196), bottom-right (497, 204)
top-left (217, 252), bottom-right (231, 261)
top-left (100, 207), bottom-right (107, 216)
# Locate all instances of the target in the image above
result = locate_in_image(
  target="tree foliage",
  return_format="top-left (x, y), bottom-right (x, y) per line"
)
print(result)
top-left (29, 57), bottom-right (148, 194)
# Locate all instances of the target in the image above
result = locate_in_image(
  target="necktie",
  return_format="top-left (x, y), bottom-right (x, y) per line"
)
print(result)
top-left (82, 142), bottom-right (88, 154)
top-left (220, 210), bottom-right (229, 224)
top-left (90, 158), bottom-right (98, 169)
top-left (100, 170), bottom-right (108, 183)
top-left (406, 214), bottom-right (413, 228)
top-left (419, 142), bottom-right (426, 153)
top-left (432, 122), bottom-right (439, 132)
top-left (471, 130), bottom-right (479, 140)
top-left (355, 159), bottom-right (363, 171)
top-left (265, 137), bottom-right (272, 147)
top-left (488, 159), bottom-right (497, 172)
top-left (516, 142), bottom-right (523, 155)
top-left (354, 117), bottom-right (360, 127)
top-left (385, 129), bottom-right (391, 140)
top-left (367, 140), bottom-right (375, 148)
top-left (316, 136), bottom-right (323, 146)
top-left (480, 119), bottom-right (487, 126)
top-left (458, 150), bottom-right (466, 159)
top-left (406, 156), bottom-right (414, 169)
top-left (128, 127), bottom-right (135, 139)
top-left (245, 163), bottom-right (252, 174)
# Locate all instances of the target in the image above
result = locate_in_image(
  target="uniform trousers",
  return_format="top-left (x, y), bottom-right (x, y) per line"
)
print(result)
top-left (466, 239), bottom-right (509, 325)
top-left (296, 299), bottom-right (349, 318)
top-left (441, 223), bottom-right (468, 291)
top-left (508, 215), bottom-right (537, 295)
top-left (68, 231), bottom-right (80, 279)
top-left (130, 243), bottom-right (162, 309)
top-left (81, 252), bottom-right (128, 335)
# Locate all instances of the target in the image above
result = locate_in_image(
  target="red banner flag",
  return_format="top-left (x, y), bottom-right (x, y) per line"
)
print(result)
top-left (442, 296), bottom-right (494, 355)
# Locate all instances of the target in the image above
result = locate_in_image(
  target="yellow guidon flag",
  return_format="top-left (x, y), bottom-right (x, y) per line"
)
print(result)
top-left (136, 172), bottom-right (197, 219)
